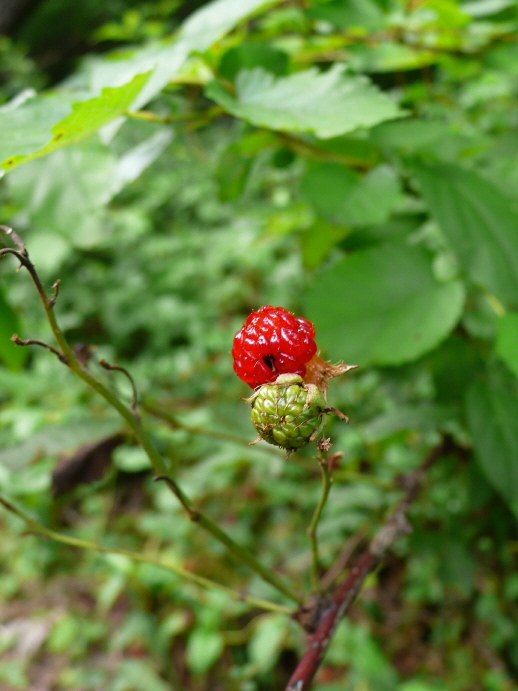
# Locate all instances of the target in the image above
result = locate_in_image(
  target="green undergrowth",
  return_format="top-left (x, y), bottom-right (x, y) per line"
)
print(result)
top-left (1, 0), bottom-right (518, 689)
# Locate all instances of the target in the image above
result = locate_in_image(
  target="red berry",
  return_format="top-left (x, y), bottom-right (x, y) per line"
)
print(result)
top-left (232, 306), bottom-right (317, 388)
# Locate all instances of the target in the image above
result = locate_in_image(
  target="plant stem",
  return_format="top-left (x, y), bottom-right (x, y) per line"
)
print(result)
top-left (484, 291), bottom-right (506, 317)
top-left (156, 475), bottom-right (301, 604)
top-left (0, 495), bottom-right (291, 616)
top-left (276, 131), bottom-right (377, 170)
top-left (307, 452), bottom-right (333, 593)
top-left (125, 105), bottom-right (224, 127)
top-left (143, 402), bottom-right (253, 447)
top-left (286, 436), bottom-right (456, 690)
top-left (0, 228), bottom-right (302, 606)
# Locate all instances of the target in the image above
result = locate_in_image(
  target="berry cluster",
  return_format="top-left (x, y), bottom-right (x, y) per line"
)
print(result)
top-left (233, 306), bottom-right (355, 453)
top-left (232, 306), bottom-right (317, 389)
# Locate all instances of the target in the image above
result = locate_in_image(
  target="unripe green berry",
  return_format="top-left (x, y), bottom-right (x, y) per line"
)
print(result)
top-left (248, 374), bottom-right (327, 453)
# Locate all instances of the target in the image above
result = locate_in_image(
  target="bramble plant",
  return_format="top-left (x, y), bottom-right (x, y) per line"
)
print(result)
top-left (1, 0), bottom-right (518, 689)
top-left (0, 226), bottom-right (452, 690)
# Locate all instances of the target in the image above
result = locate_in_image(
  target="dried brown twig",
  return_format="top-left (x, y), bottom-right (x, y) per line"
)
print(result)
top-left (286, 435), bottom-right (456, 691)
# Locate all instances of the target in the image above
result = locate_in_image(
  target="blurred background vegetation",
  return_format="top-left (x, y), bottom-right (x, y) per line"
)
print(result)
top-left (1, 0), bottom-right (518, 689)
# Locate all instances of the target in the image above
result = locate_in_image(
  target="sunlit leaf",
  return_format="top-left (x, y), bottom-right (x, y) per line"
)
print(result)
top-left (0, 92), bottom-right (78, 164)
top-left (95, 0), bottom-right (280, 111)
top-left (0, 0), bottom-right (279, 172)
top-left (206, 65), bottom-right (404, 138)
top-left (1, 73), bottom-right (149, 172)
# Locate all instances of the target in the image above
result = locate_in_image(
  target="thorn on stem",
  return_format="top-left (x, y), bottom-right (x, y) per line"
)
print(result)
top-left (49, 279), bottom-right (60, 307)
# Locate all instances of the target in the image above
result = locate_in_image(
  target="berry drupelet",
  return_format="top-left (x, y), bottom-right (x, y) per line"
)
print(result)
top-left (232, 306), bottom-right (317, 389)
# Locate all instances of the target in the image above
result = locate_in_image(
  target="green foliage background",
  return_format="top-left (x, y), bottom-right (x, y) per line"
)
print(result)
top-left (1, 0), bottom-right (518, 689)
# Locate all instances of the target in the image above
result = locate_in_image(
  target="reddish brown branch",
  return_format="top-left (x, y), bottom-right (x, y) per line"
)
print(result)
top-left (285, 435), bottom-right (456, 691)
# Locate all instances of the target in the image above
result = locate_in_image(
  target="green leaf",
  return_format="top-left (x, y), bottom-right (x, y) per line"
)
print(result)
top-left (414, 162), bottom-right (518, 309)
top-left (1, 73), bottom-right (150, 172)
top-left (0, 289), bottom-right (28, 371)
top-left (428, 334), bottom-right (484, 404)
top-left (179, 0), bottom-right (277, 46)
top-left (399, 684), bottom-right (449, 691)
top-left (0, 0), bottom-right (280, 170)
top-left (361, 404), bottom-right (455, 443)
top-left (0, 661), bottom-right (27, 688)
top-left (465, 381), bottom-right (518, 518)
top-left (186, 629), bottom-right (224, 675)
top-left (461, 0), bottom-right (517, 17)
top-left (248, 614), bottom-right (287, 669)
top-left (0, 418), bottom-right (121, 469)
top-left (496, 312), bottom-right (518, 378)
top-left (317, 135), bottom-right (381, 168)
top-left (6, 139), bottom-right (117, 248)
top-left (218, 43), bottom-right (288, 82)
top-left (206, 65), bottom-right (404, 139)
top-left (115, 0), bottom-right (281, 111)
top-left (0, 92), bottom-right (79, 164)
top-left (114, 660), bottom-right (171, 691)
top-left (347, 42), bottom-right (439, 73)
top-left (306, 0), bottom-right (386, 31)
top-left (301, 219), bottom-right (351, 270)
top-left (6, 129), bottom-right (170, 252)
top-left (371, 118), bottom-right (468, 159)
top-left (437, 539), bottom-right (477, 597)
top-left (214, 142), bottom-right (254, 202)
top-left (109, 127), bottom-right (174, 191)
top-left (113, 446), bottom-right (150, 473)
top-left (304, 241), bottom-right (465, 365)
top-left (300, 163), bottom-right (401, 226)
